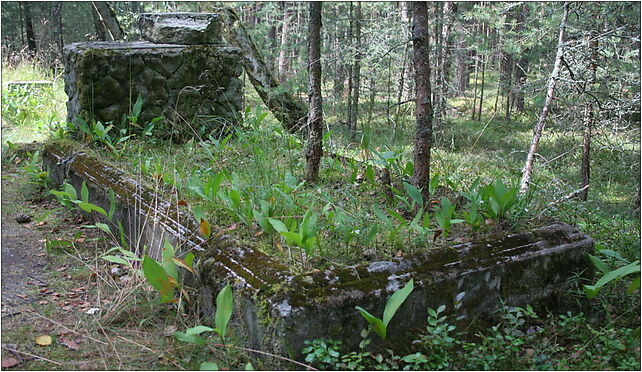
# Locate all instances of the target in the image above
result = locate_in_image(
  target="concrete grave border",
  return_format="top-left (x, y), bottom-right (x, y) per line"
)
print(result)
top-left (43, 143), bottom-right (594, 361)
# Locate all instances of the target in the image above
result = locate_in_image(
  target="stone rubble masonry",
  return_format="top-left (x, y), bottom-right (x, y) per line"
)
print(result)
top-left (63, 13), bottom-right (241, 142)
top-left (137, 13), bottom-right (222, 44)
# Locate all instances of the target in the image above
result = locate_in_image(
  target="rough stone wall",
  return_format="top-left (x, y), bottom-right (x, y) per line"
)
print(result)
top-left (64, 41), bottom-right (242, 142)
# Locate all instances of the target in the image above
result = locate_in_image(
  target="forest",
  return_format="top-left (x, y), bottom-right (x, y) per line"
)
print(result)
top-left (1, 1), bottom-right (640, 370)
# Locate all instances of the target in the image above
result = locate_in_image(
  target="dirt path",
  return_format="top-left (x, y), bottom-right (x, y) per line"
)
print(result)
top-left (1, 163), bottom-right (49, 312)
top-left (1, 152), bottom-right (209, 370)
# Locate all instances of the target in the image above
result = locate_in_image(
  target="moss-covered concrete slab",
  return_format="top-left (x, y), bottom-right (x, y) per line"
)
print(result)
top-left (43, 144), bottom-right (594, 363)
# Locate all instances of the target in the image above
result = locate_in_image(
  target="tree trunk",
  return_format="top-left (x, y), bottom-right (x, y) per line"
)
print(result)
top-left (305, 2), bottom-right (323, 183)
top-left (350, 2), bottom-right (362, 141)
top-left (513, 4), bottom-right (530, 113)
top-left (277, 2), bottom-right (292, 82)
top-left (50, 2), bottom-right (64, 59)
top-left (411, 2), bottom-right (434, 202)
top-left (222, 7), bottom-right (308, 134)
top-left (477, 25), bottom-right (487, 122)
top-left (23, 2), bottom-right (37, 52)
top-left (580, 31), bottom-right (598, 201)
top-left (92, 2), bottom-right (125, 41)
top-left (346, 2), bottom-right (354, 132)
top-left (519, 2), bottom-right (570, 195)
top-left (439, 2), bottom-right (455, 110)
top-left (471, 53), bottom-right (479, 120)
top-left (92, 3), bottom-right (107, 41)
top-left (266, 24), bottom-right (278, 73)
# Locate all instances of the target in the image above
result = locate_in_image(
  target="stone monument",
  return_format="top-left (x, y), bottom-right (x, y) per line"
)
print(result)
top-left (63, 13), bottom-right (243, 142)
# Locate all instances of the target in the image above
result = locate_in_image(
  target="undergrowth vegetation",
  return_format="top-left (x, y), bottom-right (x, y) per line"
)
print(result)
top-left (2, 56), bottom-right (639, 370)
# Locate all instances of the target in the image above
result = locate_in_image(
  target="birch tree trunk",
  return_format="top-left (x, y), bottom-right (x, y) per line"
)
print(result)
top-left (411, 1), bottom-right (434, 202)
top-left (92, 2), bottom-right (125, 41)
top-left (519, 2), bottom-right (570, 194)
top-left (305, 2), bottom-right (323, 182)
top-left (222, 7), bottom-right (308, 134)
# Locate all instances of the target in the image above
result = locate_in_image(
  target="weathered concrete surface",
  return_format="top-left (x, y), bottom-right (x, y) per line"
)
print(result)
top-left (138, 13), bottom-right (222, 44)
top-left (63, 41), bottom-right (242, 142)
top-left (43, 144), bottom-right (594, 363)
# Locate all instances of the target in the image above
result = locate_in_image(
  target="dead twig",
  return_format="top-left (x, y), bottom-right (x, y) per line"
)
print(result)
top-left (536, 184), bottom-right (590, 218)
top-left (207, 343), bottom-right (318, 370)
top-left (1, 345), bottom-right (62, 366)
top-left (22, 308), bottom-right (108, 345)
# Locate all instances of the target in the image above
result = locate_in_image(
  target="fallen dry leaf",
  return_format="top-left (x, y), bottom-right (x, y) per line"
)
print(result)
top-left (35, 335), bottom-right (52, 346)
top-left (56, 266), bottom-right (67, 272)
top-left (36, 252), bottom-right (46, 257)
top-left (60, 338), bottom-right (80, 351)
top-left (38, 300), bottom-right (48, 305)
top-left (62, 306), bottom-right (73, 311)
top-left (75, 238), bottom-right (85, 243)
top-left (16, 294), bottom-right (27, 299)
top-left (1, 357), bottom-right (20, 368)
top-left (36, 221), bottom-right (47, 226)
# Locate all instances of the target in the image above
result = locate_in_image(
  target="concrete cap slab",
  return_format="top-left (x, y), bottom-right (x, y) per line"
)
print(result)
top-left (137, 12), bottom-right (222, 44)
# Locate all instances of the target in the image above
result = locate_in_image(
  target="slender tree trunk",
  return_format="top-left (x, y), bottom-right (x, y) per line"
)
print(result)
top-left (514, 3), bottom-right (530, 113)
top-left (439, 2), bottom-right (455, 114)
top-left (222, 7), bottom-right (308, 134)
top-left (92, 2), bottom-right (125, 41)
top-left (411, 2), bottom-right (434, 202)
top-left (305, 2), bottom-right (323, 182)
top-left (471, 54), bottom-right (479, 120)
top-left (50, 2), bottom-right (64, 59)
top-left (23, 2), bottom-right (37, 52)
top-left (580, 31), bottom-right (598, 201)
top-left (477, 26), bottom-right (487, 122)
top-left (266, 24), bottom-right (278, 73)
top-left (346, 2), bottom-right (354, 131)
top-left (350, 2), bottom-right (362, 141)
top-left (519, 2), bottom-right (570, 194)
top-left (277, 2), bottom-right (291, 81)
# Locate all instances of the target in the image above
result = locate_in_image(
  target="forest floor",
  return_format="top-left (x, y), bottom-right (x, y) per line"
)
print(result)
top-left (0, 152), bottom-right (221, 370)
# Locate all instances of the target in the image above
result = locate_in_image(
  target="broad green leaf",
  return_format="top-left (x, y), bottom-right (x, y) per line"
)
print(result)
top-left (383, 279), bottom-right (414, 327)
top-left (374, 206), bottom-right (391, 228)
top-left (63, 183), bottom-right (78, 200)
top-left (403, 182), bottom-right (423, 206)
top-left (206, 172), bottom-right (225, 198)
top-left (588, 254), bottom-right (610, 274)
top-left (365, 165), bottom-right (375, 183)
top-left (174, 331), bottom-right (206, 345)
top-left (199, 362), bottom-right (219, 370)
top-left (244, 362), bottom-right (254, 371)
top-left (186, 325), bottom-right (215, 335)
top-left (184, 252), bottom-right (195, 269)
top-left (74, 201), bottom-right (108, 216)
top-left (142, 255), bottom-right (176, 303)
top-left (627, 276), bottom-right (640, 294)
top-left (101, 255), bottom-right (130, 266)
top-left (162, 239), bottom-right (178, 281)
top-left (81, 181), bottom-right (89, 203)
top-left (279, 231), bottom-right (303, 246)
top-left (94, 223), bottom-right (112, 234)
top-left (132, 94), bottom-right (143, 118)
top-left (268, 218), bottom-right (288, 233)
top-left (229, 189), bottom-right (241, 210)
top-left (355, 306), bottom-right (387, 340)
top-left (117, 221), bottom-right (128, 248)
top-left (215, 283), bottom-right (233, 339)
top-left (388, 209), bottom-right (406, 225)
top-left (301, 209), bottom-right (318, 242)
top-left (192, 205), bottom-right (205, 222)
